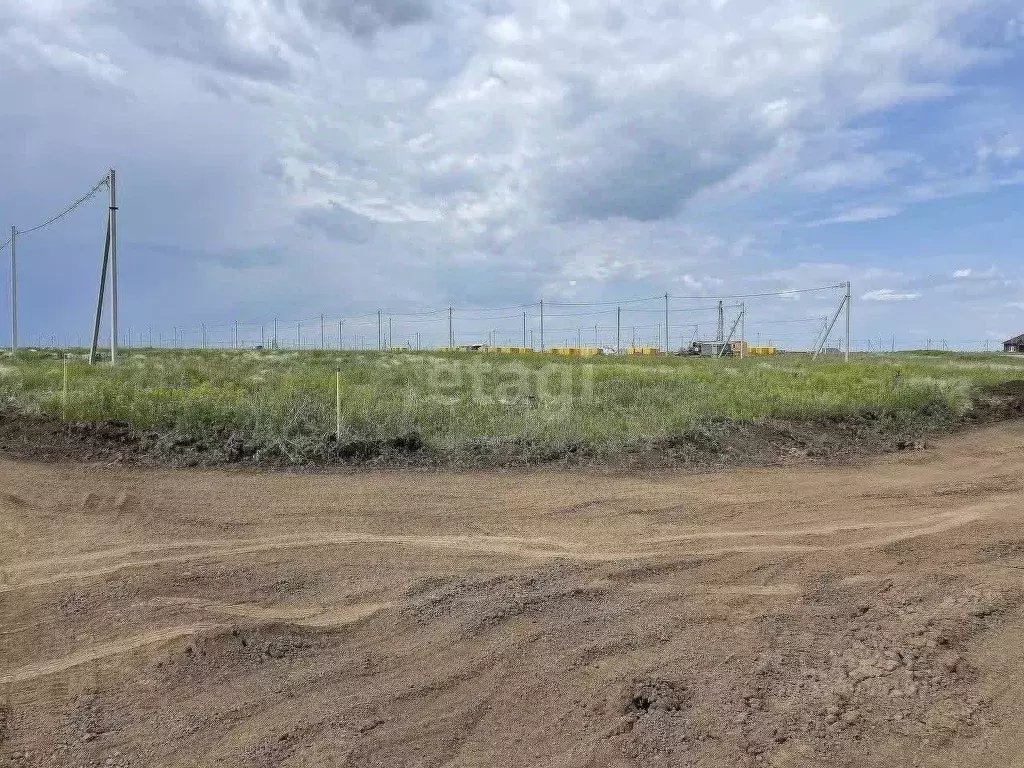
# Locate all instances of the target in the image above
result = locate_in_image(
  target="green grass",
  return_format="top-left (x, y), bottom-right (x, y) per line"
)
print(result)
top-left (2, 348), bottom-right (1023, 454)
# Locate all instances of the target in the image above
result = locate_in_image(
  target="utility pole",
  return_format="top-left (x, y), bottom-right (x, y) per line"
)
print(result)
top-left (577, 327), bottom-right (581, 349)
top-left (88, 192), bottom-right (112, 365)
top-left (274, 318), bottom-right (278, 349)
top-left (109, 169), bottom-right (118, 365)
top-left (202, 323), bottom-right (206, 349)
top-left (296, 322), bottom-right (301, 349)
top-left (8, 225), bottom-right (15, 354)
top-left (740, 302), bottom-right (745, 359)
top-left (632, 326), bottom-right (637, 348)
top-left (320, 314), bottom-right (325, 349)
top-left (388, 316), bottom-right (393, 350)
top-left (339, 320), bottom-right (343, 350)
top-left (594, 324), bottom-right (599, 347)
top-left (617, 306), bottom-right (621, 354)
top-left (717, 300), bottom-right (724, 343)
top-left (845, 281), bottom-right (851, 363)
top-left (378, 310), bottom-right (383, 351)
top-left (260, 325), bottom-right (265, 347)
top-left (448, 307), bottom-right (454, 349)
top-left (664, 293), bottom-right (669, 353)
top-left (523, 311), bottom-right (527, 348)
top-left (539, 300), bottom-right (544, 352)
top-left (234, 320), bottom-right (239, 349)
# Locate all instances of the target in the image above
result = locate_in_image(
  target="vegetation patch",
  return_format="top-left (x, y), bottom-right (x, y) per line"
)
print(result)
top-left (1, 349), bottom-right (1023, 468)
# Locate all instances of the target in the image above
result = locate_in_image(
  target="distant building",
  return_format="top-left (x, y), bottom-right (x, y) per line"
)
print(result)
top-left (1005, 334), bottom-right (1024, 353)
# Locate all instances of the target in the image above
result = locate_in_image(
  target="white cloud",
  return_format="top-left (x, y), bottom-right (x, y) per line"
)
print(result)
top-left (953, 268), bottom-right (972, 278)
top-left (811, 204), bottom-right (904, 225)
top-left (794, 153), bottom-right (908, 192)
top-left (862, 289), bottom-right (921, 301)
top-left (977, 134), bottom-right (1022, 165)
top-left (0, 0), bottom-right (1022, 345)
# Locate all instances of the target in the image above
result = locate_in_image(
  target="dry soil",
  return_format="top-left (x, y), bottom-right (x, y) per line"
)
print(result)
top-left (3, 423), bottom-right (1024, 766)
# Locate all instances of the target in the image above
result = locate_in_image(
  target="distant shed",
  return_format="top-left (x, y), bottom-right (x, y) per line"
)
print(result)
top-left (1005, 334), bottom-right (1024, 353)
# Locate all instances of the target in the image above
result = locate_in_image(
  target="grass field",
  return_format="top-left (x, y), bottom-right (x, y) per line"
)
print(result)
top-left (3, 348), bottom-right (1024, 462)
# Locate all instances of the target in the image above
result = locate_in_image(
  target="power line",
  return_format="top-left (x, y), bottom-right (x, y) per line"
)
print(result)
top-left (545, 294), bottom-right (663, 307)
top-left (14, 173), bottom-right (110, 238)
top-left (751, 316), bottom-right (825, 325)
top-left (669, 284), bottom-right (846, 300)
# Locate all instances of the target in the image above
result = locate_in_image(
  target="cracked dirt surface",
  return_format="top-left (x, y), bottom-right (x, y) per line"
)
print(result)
top-left (2, 422), bottom-right (1024, 766)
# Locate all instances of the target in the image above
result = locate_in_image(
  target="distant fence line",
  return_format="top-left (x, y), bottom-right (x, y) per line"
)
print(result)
top-left (10, 284), bottom-right (861, 357)
top-left (9, 335), bottom-right (1014, 355)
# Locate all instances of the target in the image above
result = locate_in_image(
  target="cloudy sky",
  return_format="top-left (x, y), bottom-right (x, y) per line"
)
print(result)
top-left (1, 0), bottom-right (1023, 350)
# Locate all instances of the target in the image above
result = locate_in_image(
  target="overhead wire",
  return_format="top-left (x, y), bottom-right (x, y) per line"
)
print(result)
top-left (669, 284), bottom-right (846, 300)
top-left (14, 174), bottom-right (111, 237)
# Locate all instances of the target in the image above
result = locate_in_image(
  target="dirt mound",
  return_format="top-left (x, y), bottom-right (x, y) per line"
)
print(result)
top-left (965, 380), bottom-right (1024, 421)
top-left (626, 679), bottom-right (691, 714)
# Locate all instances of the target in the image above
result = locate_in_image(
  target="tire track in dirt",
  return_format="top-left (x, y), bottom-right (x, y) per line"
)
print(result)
top-left (644, 507), bottom-right (982, 544)
top-left (147, 596), bottom-right (395, 627)
top-left (0, 600), bottom-right (395, 685)
top-left (0, 624), bottom-right (225, 685)
top-left (0, 505), bottom-right (994, 594)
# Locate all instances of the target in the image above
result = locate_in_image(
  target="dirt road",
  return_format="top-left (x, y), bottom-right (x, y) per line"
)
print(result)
top-left (2, 423), bottom-right (1024, 767)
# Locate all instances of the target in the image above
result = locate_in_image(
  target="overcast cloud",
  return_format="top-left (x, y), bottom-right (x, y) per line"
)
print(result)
top-left (1, 0), bottom-right (1023, 349)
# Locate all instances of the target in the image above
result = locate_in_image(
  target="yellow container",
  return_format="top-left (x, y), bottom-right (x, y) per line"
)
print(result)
top-left (547, 347), bottom-right (602, 357)
top-left (626, 346), bottom-right (660, 356)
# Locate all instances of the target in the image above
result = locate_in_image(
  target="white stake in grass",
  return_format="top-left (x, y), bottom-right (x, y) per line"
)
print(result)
top-left (62, 355), bottom-right (69, 421)
top-left (335, 365), bottom-right (342, 440)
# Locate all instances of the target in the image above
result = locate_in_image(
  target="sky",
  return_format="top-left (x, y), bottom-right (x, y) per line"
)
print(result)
top-left (1, 0), bottom-right (1023, 350)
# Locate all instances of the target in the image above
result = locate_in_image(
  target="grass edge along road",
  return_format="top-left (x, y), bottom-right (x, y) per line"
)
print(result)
top-left (2, 348), bottom-right (1024, 466)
